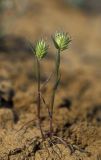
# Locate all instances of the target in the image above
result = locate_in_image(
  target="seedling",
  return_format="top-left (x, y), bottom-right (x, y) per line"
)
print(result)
top-left (16, 32), bottom-right (91, 158)
top-left (34, 39), bottom-right (48, 140)
top-left (50, 32), bottom-right (71, 136)
top-left (32, 32), bottom-right (71, 140)
top-left (16, 31), bottom-right (72, 159)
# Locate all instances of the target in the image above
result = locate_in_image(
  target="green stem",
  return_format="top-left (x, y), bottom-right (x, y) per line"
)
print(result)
top-left (50, 49), bottom-right (61, 136)
top-left (36, 58), bottom-right (45, 140)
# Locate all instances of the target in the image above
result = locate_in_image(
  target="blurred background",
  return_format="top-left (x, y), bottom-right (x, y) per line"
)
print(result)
top-left (0, 0), bottom-right (101, 111)
top-left (0, 1), bottom-right (101, 158)
top-left (0, 0), bottom-right (101, 110)
top-left (0, 0), bottom-right (101, 70)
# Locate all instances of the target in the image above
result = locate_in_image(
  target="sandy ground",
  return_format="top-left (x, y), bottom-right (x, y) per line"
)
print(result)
top-left (0, 0), bottom-right (101, 159)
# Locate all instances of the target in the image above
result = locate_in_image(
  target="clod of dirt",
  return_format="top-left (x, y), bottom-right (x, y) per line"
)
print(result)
top-left (0, 108), bottom-right (14, 129)
top-left (0, 80), bottom-right (19, 123)
top-left (0, 80), bottom-right (15, 103)
top-left (87, 105), bottom-right (101, 124)
top-left (58, 97), bottom-right (72, 110)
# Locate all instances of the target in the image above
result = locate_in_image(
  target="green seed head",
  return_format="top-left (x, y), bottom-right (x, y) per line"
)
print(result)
top-left (35, 39), bottom-right (48, 59)
top-left (52, 31), bottom-right (71, 51)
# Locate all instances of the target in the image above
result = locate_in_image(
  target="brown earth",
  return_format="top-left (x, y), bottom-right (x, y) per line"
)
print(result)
top-left (0, 0), bottom-right (101, 159)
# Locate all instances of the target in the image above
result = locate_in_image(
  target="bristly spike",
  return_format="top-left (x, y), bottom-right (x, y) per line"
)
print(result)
top-left (35, 39), bottom-right (48, 59)
top-left (52, 31), bottom-right (71, 51)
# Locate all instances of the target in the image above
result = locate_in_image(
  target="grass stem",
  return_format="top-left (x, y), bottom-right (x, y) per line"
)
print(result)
top-left (36, 58), bottom-right (45, 140)
top-left (50, 49), bottom-right (61, 136)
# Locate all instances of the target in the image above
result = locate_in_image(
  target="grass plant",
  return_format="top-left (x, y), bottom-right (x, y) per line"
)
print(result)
top-left (33, 32), bottom-right (71, 140)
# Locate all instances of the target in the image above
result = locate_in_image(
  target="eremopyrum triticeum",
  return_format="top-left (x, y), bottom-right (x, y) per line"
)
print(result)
top-left (35, 39), bottom-right (48, 59)
top-left (52, 32), bottom-right (71, 51)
